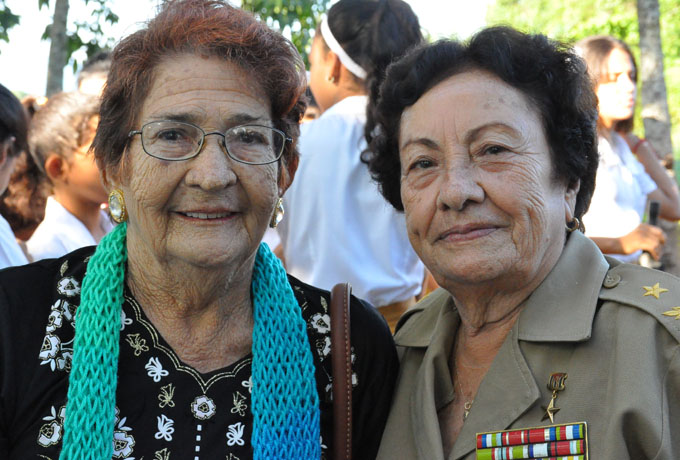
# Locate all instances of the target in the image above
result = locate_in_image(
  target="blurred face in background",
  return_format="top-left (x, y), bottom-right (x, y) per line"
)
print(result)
top-left (64, 115), bottom-right (108, 205)
top-left (308, 35), bottom-right (336, 112)
top-left (595, 47), bottom-right (636, 129)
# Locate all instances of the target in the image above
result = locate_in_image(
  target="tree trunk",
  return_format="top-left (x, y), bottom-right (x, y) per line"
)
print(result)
top-left (636, 0), bottom-right (678, 274)
top-left (45, 0), bottom-right (70, 96)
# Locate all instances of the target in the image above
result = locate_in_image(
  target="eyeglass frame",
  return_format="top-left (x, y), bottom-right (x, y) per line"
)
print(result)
top-left (127, 120), bottom-right (293, 165)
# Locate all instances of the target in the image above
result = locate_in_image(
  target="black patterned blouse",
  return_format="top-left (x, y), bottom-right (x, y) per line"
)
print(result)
top-left (0, 246), bottom-right (398, 460)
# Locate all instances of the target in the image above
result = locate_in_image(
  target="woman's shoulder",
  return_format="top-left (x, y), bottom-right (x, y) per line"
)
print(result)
top-left (598, 259), bottom-right (680, 345)
top-left (0, 246), bottom-right (94, 325)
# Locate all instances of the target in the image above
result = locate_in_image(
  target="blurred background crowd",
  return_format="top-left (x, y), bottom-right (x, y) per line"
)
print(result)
top-left (0, 0), bottom-right (678, 326)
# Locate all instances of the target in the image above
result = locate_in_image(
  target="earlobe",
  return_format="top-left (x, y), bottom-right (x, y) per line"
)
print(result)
top-left (564, 179), bottom-right (580, 222)
top-left (328, 52), bottom-right (342, 84)
top-left (278, 155), bottom-right (299, 194)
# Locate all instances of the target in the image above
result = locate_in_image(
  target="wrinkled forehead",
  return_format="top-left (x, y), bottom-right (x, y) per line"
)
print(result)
top-left (138, 54), bottom-right (271, 127)
top-left (399, 69), bottom-right (540, 146)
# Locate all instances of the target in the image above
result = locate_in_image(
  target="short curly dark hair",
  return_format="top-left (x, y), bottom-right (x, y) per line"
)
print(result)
top-left (92, 0), bottom-right (306, 174)
top-left (364, 26), bottom-right (599, 221)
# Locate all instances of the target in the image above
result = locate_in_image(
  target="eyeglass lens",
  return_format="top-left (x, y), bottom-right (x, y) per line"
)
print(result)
top-left (141, 121), bottom-right (283, 163)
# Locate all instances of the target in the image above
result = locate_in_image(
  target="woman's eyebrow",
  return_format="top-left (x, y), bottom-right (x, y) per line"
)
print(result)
top-left (463, 122), bottom-right (520, 145)
top-left (146, 112), bottom-right (267, 126)
top-left (400, 137), bottom-right (440, 152)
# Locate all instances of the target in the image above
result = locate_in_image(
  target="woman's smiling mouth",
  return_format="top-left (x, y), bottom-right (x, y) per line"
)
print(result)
top-left (177, 211), bottom-right (236, 220)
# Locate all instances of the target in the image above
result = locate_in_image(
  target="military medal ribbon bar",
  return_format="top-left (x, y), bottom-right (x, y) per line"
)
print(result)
top-left (477, 423), bottom-right (585, 448)
top-left (476, 422), bottom-right (588, 460)
top-left (476, 440), bottom-right (584, 460)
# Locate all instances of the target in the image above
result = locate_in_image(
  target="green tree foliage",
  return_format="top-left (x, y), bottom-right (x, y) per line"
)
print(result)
top-left (486, 0), bottom-right (680, 154)
top-left (38, 0), bottom-right (119, 72)
top-left (0, 1), bottom-right (20, 44)
top-left (241, 0), bottom-right (330, 65)
top-left (0, 1), bottom-right (118, 66)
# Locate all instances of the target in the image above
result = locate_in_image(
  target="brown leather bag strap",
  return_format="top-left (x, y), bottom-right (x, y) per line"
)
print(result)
top-left (330, 282), bottom-right (352, 460)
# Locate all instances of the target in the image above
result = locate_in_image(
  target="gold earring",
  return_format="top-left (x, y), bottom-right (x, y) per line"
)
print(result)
top-left (566, 217), bottom-right (580, 233)
top-left (326, 75), bottom-right (336, 83)
top-left (108, 189), bottom-right (128, 223)
top-left (269, 198), bottom-right (284, 228)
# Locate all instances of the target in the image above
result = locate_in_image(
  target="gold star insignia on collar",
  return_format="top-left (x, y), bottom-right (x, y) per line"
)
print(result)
top-left (643, 282), bottom-right (669, 299)
top-left (663, 307), bottom-right (680, 320)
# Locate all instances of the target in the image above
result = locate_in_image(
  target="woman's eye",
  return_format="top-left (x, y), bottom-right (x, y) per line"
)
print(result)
top-left (158, 129), bottom-right (187, 142)
top-left (233, 128), bottom-right (268, 145)
top-left (483, 145), bottom-right (508, 155)
top-left (409, 158), bottom-right (434, 170)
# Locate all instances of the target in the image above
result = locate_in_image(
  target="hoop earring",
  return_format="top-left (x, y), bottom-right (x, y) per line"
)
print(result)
top-left (269, 198), bottom-right (284, 228)
top-left (108, 189), bottom-right (128, 223)
top-left (566, 217), bottom-right (580, 233)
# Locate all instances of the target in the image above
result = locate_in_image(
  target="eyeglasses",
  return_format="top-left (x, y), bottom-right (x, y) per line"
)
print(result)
top-left (128, 120), bottom-right (291, 165)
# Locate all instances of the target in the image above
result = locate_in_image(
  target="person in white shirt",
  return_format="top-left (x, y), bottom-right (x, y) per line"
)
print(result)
top-left (27, 92), bottom-right (113, 261)
top-left (278, 0), bottom-right (425, 329)
top-left (578, 36), bottom-right (680, 262)
top-left (0, 83), bottom-right (29, 268)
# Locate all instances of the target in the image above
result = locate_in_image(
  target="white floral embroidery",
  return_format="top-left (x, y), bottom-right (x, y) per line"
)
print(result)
top-left (37, 420), bottom-right (62, 447)
top-left (241, 377), bottom-right (252, 394)
top-left (45, 308), bottom-right (63, 333)
top-left (316, 336), bottom-right (331, 358)
top-left (120, 309), bottom-right (133, 331)
top-left (37, 406), bottom-right (63, 447)
top-left (145, 357), bottom-right (169, 382)
top-left (310, 313), bottom-right (331, 334)
top-left (61, 300), bottom-right (76, 324)
top-left (56, 350), bottom-right (73, 372)
top-left (154, 414), bottom-right (174, 442)
top-left (112, 416), bottom-right (135, 459)
top-left (39, 334), bottom-right (60, 361)
top-left (226, 422), bottom-right (245, 446)
top-left (39, 333), bottom-right (73, 372)
top-left (190, 395), bottom-right (216, 420)
top-left (57, 277), bottom-right (80, 297)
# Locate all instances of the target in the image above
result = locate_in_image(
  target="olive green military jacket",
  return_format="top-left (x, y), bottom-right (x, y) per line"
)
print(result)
top-left (377, 231), bottom-right (680, 460)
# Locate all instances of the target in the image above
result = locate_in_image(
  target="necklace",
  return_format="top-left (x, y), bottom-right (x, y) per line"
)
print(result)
top-left (59, 222), bottom-right (320, 460)
top-left (454, 365), bottom-right (474, 420)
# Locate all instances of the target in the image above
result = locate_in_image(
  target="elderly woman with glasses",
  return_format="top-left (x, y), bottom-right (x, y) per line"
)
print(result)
top-left (0, 1), bottom-right (397, 459)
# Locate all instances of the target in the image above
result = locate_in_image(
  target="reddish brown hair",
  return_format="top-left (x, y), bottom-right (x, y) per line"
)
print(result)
top-left (92, 0), bottom-right (306, 173)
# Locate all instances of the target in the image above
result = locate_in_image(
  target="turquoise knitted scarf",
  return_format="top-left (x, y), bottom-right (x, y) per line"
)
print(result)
top-left (59, 222), bottom-right (320, 459)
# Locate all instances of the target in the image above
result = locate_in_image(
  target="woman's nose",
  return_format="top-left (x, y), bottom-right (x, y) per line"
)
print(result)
top-left (184, 135), bottom-right (237, 190)
top-left (437, 161), bottom-right (485, 211)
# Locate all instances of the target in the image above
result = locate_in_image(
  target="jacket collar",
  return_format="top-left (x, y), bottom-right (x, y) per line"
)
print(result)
top-left (517, 231), bottom-right (609, 342)
top-left (394, 231), bottom-right (610, 347)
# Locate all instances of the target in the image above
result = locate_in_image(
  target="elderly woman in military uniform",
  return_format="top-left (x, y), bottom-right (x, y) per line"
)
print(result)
top-left (364, 27), bottom-right (680, 459)
top-left (0, 1), bottom-right (397, 459)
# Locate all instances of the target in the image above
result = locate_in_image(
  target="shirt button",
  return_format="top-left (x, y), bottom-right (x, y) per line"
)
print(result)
top-left (603, 273), bottom-right (621, 288)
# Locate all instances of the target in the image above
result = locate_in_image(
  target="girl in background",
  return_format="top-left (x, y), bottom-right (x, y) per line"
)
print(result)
top-left (278, 0), bottom-right (425, 329)
top-left (578, 35), bottom-right (680, 262)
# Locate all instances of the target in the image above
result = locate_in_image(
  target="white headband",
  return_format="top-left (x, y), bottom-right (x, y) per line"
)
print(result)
top-left (320, 17), bottom-right (368, 80)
